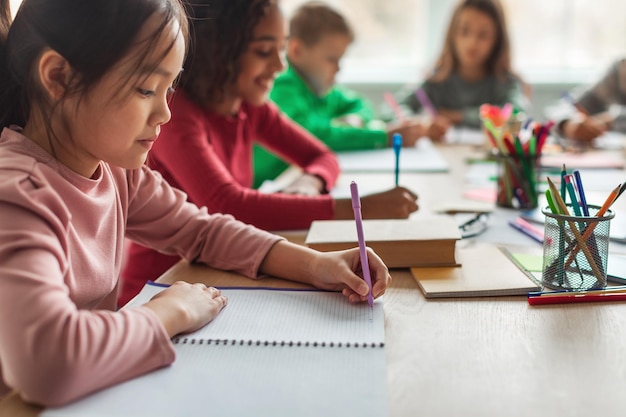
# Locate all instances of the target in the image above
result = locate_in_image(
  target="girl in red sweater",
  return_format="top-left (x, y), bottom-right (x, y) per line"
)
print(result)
top-left (120, 0), bottom-right (418, 305)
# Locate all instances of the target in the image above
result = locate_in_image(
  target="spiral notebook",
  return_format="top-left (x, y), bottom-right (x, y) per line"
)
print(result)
top-left (136, 283), bottom-right (385, 347)
top-left (43, 282), bottom-right (387, 417)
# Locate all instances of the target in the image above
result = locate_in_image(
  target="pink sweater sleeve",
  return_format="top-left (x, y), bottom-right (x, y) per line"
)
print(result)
top-left (152, 101), bottom-right (337, 231)
top-left (0, 159), bottom-right (282, 406)
top-left (0, 189), bottom-right (174, 406)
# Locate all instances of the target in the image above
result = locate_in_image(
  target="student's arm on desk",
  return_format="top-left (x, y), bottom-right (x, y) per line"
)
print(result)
top-left (560, 114), bottom-right (608, 142)
top-left (157, 240), bottom-right (392, 304)
top-left (145, 239), bottom-right (392, 340)
top-left (154, 229), bottom-right (310, 289)
top-left (261, 164), bottom-right (419, 220)
top-left (144, 281), bottom-right (228, 337)
top-left (560, 59), bottom-right (626, 142)
top-left (259, 241), bottom-right (391, 303)
top-left (334, 187), bottom-right (419, 220)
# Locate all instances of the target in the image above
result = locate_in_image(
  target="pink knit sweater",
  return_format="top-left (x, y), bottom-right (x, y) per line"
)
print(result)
top-left (0, 127), bottom-right (281, 406)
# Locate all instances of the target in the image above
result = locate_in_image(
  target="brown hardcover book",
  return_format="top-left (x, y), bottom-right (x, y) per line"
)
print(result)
top-left (305, 218), bottom-right (461, 268)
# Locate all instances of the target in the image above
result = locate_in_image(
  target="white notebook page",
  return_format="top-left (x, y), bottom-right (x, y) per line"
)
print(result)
top-left (43, 343), bottom-right (388, 417)
top-left (128, 283), bottom-right (385, 345)
top-left (43, 283), bottom-right (388, 417)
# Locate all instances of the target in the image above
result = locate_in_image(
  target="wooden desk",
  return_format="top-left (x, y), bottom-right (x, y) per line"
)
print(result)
top-left (5, 142), bottom-right (626, 416)
top-left (154, 250), bottom-right (626, 417)
top-left (146, 143), bottom-right (626, 416)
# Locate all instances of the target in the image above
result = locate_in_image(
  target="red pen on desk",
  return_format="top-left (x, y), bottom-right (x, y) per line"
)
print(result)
top-left (529, 291), bottom-right (626, 305)
top-left (350, 181), bottom-right (374, 308)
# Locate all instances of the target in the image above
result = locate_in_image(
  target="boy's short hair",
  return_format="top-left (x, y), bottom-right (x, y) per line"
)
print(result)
top-left (289, 2), bottom-right (354, 46)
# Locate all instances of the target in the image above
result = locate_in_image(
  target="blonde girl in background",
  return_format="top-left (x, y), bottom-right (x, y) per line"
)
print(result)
top-left (404, 0), bottom-right (527, 136)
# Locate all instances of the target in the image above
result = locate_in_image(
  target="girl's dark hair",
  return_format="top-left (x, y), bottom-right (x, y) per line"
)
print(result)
top-left (429, 0), bottom-right (514, 82)
top-left (181, 0), bottom-right (272, 106)
top-left (0, 0), bottom-right (188, 131)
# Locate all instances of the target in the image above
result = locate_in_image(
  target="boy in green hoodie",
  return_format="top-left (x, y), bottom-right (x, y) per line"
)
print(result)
top-left (253, 1), bottom-right (439, 187)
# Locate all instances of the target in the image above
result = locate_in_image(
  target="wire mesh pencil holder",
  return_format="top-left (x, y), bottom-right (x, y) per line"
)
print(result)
top-left (494, 152), bottom-right (539, 210)
top-left (541, 205), bottom-right (614, 291)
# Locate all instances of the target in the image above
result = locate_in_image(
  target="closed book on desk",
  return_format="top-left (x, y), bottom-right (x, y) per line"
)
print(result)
top-left (43, 283), bottom-right (387, 417)
top-left (411, 245), bottom-right (540, 297)
top-left (305, 218), bottom-right (461, 268)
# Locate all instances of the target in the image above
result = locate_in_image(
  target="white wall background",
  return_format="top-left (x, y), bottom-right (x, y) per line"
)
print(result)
top-left (8, 0), bottom-right (626, 120)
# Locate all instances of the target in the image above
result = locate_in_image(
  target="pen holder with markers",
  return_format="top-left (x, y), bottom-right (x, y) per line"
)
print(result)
top-left (479, 104), bottom-right (526, 150)
top-left (494, 152), bottom-right (539, 210)
top-left (541, 205), bottom-right (613, 291)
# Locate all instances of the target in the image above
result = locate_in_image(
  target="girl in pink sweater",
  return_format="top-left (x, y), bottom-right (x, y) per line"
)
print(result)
top-left (0, 0), bottom-right (390, 406)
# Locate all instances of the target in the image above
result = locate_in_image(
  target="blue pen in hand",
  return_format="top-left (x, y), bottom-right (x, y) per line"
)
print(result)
top-left (393, 133), bottom-right (402, 186)
top-left (350, 181), bottom-right (374, 308)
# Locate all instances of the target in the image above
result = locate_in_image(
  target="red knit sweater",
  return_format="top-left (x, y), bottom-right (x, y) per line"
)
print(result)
top-left (120, 92), bottom-right (339, 305)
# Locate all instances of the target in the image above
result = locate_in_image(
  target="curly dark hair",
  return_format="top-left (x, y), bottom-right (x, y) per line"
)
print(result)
top-left (181, 0), bottom-right (273, 107)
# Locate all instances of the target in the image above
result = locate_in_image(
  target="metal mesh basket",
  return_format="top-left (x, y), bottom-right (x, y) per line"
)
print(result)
top-left (541, 205), bottom-right (614, 291)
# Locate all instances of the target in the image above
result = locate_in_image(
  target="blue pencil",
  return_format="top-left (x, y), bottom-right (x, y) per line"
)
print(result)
top-left (573, 170), bottom-right (589, 216)
top-left (392, 133), bottom-right (402, 186)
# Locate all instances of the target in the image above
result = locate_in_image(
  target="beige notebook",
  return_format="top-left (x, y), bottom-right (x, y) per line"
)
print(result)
top-left (305, 218), bottom-right (461, 268)
top-left (411, 245), bottom-right (540, 297)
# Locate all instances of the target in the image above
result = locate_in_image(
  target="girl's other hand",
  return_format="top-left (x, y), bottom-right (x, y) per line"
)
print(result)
top-left (334, 187), bottom-right (418, 220)
top-left (561, 117), bottom-right (606, 142)
top-left (425, 116), bottom-right (450, 142)
top-left (333, 114), bottom-right (365, 128)
top-left (309, 248), bottom-right (391, 303)
top-left (387, 120), bottom-right (424, 147)
top-left (280, 173), bottom-right (325, 196)
top-left (360, 186), bottom-right (418, 219)
top-left (144, 281), bottom-right (228, 337)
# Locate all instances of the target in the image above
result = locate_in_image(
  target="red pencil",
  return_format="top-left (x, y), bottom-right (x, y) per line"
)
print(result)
top-left (535, 120), bottom-right (554, 154)
top-left (528, 292), bottom-right (626, 305)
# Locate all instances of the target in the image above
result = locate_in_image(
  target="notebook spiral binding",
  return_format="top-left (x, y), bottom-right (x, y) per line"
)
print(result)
top-left (173, 337), bottom-right (384, 348)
